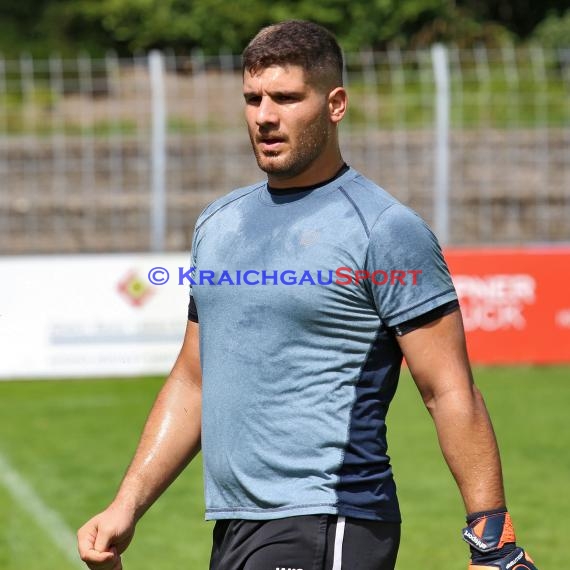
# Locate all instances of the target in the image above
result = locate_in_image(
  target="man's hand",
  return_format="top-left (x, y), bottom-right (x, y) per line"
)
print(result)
top-left (77, 503), bottom-right (136, 570)
top-left (468, 547), bottom-right (537, 569)
top-left (463, 510), bottom-right (538, 569)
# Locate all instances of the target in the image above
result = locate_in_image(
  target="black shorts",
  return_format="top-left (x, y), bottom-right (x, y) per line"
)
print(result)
top-left (209, 514), bottom-right (400, 570)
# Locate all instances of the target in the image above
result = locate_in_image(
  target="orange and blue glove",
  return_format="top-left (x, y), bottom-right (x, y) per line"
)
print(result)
top-left (462, 509), bottom-right (538, 569)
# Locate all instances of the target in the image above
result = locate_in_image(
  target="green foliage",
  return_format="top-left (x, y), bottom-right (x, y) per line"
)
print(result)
top-left (531, 10), bottom-right (570, 50)
top-left (0, 0), bottom-right (562, 57)
top-left (34, 0), bottom-right (274, 55)
top-left (56, 0), bottom-right (510, 53)
top-left (457, 0), bottom-right (568, 39)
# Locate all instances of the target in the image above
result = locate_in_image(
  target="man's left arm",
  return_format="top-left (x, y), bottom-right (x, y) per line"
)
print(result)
top-left (397, 308), bottom-right (538, 569)
top-left (397, 307), bottom-right (503, 513)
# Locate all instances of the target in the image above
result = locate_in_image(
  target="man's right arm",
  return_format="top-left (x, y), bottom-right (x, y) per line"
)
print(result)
top-left (77, 320), bottom-right (202, 569)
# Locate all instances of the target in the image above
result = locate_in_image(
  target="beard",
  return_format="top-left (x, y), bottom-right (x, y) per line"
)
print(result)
top-left (249, 108), bottom-right (331, 180)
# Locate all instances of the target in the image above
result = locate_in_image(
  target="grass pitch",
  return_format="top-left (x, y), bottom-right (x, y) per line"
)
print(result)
top-left (0, 366), bottom-right (567, 569)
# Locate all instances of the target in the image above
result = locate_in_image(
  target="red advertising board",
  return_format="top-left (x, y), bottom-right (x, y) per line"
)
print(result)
top-left (444, 248), bottom-right (570, 364)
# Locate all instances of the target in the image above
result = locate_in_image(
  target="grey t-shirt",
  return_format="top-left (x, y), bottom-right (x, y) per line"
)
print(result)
top-left (188, 167), bottom-right (457, 521)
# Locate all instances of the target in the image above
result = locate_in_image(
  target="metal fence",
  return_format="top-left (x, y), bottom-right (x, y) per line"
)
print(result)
top-left (0, 44), bottom-right (569, 254)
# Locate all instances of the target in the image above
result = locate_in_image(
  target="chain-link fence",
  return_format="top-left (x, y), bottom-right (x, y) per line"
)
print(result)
top-left (1, 44), bottom-right (569, 254)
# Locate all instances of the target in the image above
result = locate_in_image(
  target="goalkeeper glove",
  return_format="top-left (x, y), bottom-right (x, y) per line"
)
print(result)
top-left (462, 509), bottom-right (538, 569)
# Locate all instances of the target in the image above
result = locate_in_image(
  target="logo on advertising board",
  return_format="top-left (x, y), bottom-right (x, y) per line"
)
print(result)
top-left (453, 274), bottom-right (536, 332)
top-left (117, 269), bottom-right (155, 307)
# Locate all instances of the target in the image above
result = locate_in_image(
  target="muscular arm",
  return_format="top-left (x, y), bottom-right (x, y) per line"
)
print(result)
top-left (113, 320), bottom-right (202, 519)
top-left (78, 320), bottom-right (202, 569)
top-left (396, 309), bottom-right (505, 514)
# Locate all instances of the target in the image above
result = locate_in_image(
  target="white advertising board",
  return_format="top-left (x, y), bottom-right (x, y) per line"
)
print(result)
top-left (0, 253), bottom-right (191, 379)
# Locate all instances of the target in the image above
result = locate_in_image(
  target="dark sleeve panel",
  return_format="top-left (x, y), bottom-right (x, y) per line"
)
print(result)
top-left (188, 296), bottom-right (199, 322)
top-left (391, 299), bottom-right (459, 336)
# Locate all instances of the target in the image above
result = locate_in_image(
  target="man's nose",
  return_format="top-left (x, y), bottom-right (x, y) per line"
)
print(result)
top-left (256, 97), bottom-right (279, 127)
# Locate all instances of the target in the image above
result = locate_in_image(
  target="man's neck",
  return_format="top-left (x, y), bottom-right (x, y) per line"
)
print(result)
top-left (267, 154), bottom-right (346, 189)
top-left (267, 162), bottom-right (349, 194)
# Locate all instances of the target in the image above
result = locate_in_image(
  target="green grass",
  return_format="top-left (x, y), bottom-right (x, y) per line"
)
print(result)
top-left (390, 366), bottom-right (568, 568)
top-left (2, 61), bottom-right (568, 136)
top-left (0, 367), bottom-right (567, 569)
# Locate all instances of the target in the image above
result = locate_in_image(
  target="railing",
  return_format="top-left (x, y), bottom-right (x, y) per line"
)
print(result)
top-left (0, 44), bottom-right (568, 253)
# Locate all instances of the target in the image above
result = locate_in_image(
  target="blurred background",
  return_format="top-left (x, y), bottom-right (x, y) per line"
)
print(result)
top-left (1, 0), bottom-right (569, 252)
top-left (0, 1), bottom-right (568, 569)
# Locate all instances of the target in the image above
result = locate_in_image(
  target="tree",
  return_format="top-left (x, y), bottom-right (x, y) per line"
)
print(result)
top-left (0, 0), bottom-right (566, 57)
top-left (457, 0), bottom-right (568, 38)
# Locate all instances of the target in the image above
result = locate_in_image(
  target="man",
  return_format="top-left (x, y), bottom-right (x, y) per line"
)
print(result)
top-left (77, 20), bottom-right (538, 570)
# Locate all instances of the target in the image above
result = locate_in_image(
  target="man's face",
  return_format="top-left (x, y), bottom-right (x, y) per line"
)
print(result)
top-left (243, 65), bottom-right (333, 182)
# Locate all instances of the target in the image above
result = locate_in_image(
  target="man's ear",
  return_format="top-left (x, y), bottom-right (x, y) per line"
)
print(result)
top-left (328, 87), bottom-right (348, 124)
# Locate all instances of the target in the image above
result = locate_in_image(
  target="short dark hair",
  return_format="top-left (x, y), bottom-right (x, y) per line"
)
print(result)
top-left (242, 20), bottom-right (344, 89)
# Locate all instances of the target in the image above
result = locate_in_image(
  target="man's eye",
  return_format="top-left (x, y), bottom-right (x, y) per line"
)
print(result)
top-left (276, 95), bottom-right (297, 103)
top-left (245, 96), bottom-right (261, 105)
